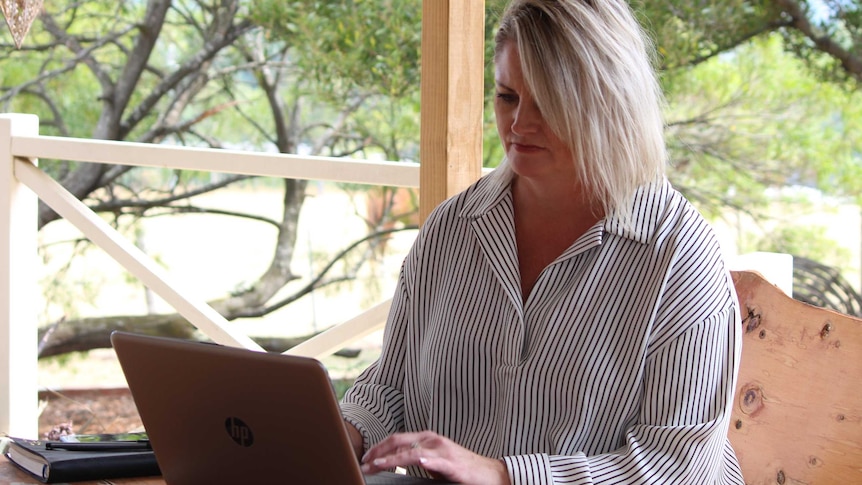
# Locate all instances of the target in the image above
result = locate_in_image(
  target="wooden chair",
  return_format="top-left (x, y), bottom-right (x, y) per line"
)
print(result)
top-left (729, 270), bottom-right (862, 484)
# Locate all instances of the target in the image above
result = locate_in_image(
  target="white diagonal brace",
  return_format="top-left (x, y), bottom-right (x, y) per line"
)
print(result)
top-left (285, 300), bottom-right (391, 359)
top-left (14, 157), bottom-right (263, 351)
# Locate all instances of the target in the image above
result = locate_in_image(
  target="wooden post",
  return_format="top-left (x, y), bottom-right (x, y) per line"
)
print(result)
top-left (0, 113), bottom-right (39, 438)
top-left (419, 0), bottom-right (486, 223)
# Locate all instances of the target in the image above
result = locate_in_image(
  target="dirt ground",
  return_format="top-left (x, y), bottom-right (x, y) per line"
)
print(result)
top-left (38, 387), bottom-right (144, 439)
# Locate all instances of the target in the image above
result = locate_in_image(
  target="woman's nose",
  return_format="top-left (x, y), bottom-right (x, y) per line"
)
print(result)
top-left (511, 101), bottom-right (541, 134)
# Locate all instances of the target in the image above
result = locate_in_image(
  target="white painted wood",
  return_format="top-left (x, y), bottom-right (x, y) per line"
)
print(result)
top-left (285, 300), bottom-right (391, 359)
top-left (0, 114), bottom-right (39, 438)
top-left (11, 135), bottom-right (420, 188)
top-left (14, 158), bottom-right (264, 352)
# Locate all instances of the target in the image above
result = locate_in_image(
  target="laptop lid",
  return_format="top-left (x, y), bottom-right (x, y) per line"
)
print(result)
top-left (110, 331), bottom-right (443, 485)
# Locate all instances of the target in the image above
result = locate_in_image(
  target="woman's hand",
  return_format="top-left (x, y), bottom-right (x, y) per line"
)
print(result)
top-left (361, 431), bottom-right (510, 485)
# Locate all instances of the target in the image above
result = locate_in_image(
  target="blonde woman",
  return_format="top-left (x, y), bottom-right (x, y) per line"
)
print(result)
top-left (342, 1), bottom-right (743, 483)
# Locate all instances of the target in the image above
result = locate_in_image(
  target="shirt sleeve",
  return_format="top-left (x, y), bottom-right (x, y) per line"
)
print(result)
top-left (503, 303), bottom-right (742, 484)
top-left (340, 264), bottom-right (412, 454)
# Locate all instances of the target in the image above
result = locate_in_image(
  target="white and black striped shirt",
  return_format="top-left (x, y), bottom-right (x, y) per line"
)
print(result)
top-left (342, 168), bottom-right (744, 484)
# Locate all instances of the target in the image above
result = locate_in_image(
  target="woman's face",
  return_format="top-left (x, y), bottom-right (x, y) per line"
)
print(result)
top-left (494, 42), bottom-right (574, 183)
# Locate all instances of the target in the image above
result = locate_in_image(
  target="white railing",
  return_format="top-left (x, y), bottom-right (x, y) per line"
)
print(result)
top-left (0, 113), bottom-right (420, 437)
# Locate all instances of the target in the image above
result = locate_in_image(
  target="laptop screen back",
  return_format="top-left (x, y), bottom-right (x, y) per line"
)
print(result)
top-left (111, 331), bottom-right (367, 485)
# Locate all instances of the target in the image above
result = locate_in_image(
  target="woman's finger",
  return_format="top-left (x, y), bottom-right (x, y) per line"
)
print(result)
top-left (361, 432), bottom-right (437, 473)
top-left (362, 431), bottom-right (428, 462)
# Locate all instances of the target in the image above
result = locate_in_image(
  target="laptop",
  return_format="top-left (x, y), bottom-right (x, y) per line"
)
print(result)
top-left (110, 331), bottom-right (450, 484)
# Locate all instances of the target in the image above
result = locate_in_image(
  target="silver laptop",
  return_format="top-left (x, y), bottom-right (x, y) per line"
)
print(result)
top-left (111, 331), bottom-right (448, 484)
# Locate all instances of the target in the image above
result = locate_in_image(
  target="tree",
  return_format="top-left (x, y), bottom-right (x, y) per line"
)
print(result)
top-left (662, 35), bottom-right (862, 217)
top-left (1, 0), bottom-right (422, 357)
top-left (639, 0), bottom-right (862, 86)
top-left (646, 0), bottom-right (862, 298)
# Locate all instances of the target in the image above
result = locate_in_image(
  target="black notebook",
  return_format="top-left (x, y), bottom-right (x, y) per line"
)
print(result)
top-left (4, 436), bottom-right (160, 483)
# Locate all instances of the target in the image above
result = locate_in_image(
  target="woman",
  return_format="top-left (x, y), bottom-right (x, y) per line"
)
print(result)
top-left (341, 1), bottom-right (744, 483)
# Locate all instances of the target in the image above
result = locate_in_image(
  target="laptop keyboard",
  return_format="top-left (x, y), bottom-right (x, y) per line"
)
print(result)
top-left (364, 471), bottom-right (452, 484)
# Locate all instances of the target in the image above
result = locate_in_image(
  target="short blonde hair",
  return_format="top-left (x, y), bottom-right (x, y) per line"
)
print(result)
top-left (495, 0), bottom-right (666, 225)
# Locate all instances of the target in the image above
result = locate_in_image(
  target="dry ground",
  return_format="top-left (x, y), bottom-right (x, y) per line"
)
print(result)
top-left (38, 387), bottom-right (143, 439)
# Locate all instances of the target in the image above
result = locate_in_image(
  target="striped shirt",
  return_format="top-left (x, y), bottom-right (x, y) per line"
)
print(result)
top-left (341, 167), bottom-right (744, 484)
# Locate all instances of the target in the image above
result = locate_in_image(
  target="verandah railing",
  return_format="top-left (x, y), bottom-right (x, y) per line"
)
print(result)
top-left (0, 113), bottom-right (419, 437)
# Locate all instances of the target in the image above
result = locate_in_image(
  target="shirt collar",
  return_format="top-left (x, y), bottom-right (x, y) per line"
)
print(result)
top-left (601, 178), bottom-right (672, 245)
top-left (458, 163), bottom-right (514, 220)
top-left (460, 163), bottom-right (672, 246)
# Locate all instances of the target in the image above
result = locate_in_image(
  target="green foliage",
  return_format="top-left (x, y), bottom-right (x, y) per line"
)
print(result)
top-left (638, 0), bottom-right (778, 70)
top-left (483, 0), bottom-right (510, 167)
top-left (663, 34), bottom-right (862, 215)
top-left (244, 1), bottom-right (427, 162)
top-left (0, 48), bottom-right (99, 140)
top-left (779, 0), bottom-right (862, 89)
top-left (39, 243), bottom-right (103, 324)
top-left (331, 377), bottom-right (354, 400)
top-left (754, 224), bottom-right (852, 268)
top-left (249, 0), bottom-right (421, 100)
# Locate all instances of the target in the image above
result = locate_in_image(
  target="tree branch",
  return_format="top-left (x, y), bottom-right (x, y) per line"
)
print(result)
top-left (120, 14), bottom-right (256, 138)
top-left (231, 225), bottom-right (418, 318)
top-left (775, 0), bottom-right (862, 84)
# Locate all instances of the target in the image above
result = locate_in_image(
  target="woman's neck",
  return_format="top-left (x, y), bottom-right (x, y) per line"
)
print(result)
top-left (512, 174), bottom-right (601, 221)
top-left (511, 175), bottom-right (604, 301)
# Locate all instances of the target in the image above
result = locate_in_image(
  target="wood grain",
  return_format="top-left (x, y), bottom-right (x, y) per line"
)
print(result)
top-left (419, 0), bottom-right (485, 223)
top-left (730, 270), bottom-right (862, 484)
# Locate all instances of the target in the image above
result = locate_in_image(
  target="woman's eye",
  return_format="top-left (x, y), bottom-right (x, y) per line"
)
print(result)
top-left (496, 93), bottom-right (517, 104)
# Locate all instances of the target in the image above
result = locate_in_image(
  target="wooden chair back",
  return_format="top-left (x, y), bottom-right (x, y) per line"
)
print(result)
top-left (729, 270), bottom-right (862, 484)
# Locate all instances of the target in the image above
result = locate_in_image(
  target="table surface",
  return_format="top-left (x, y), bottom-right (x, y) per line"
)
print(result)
top-left (1, 455), bottom-right (165, 484)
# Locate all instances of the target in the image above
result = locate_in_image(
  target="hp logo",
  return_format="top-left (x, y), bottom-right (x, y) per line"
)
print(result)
top-left (224, 417), bottom-right (255, 447)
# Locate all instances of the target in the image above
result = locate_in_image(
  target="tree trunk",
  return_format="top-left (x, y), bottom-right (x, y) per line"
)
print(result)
top-left (37, 314), bottom-right (359, 359)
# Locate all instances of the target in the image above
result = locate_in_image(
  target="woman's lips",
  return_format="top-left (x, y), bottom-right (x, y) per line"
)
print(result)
top-left (511, 142), bottom-right (544, 153)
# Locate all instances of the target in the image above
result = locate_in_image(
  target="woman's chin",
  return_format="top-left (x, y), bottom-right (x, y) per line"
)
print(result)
top-left (508, 156), bottom-right (568, 181)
